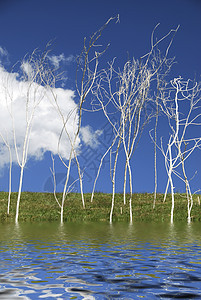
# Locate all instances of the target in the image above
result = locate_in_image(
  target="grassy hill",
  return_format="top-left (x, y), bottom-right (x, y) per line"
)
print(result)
top-left (0, 192), bottom-right (201, 223)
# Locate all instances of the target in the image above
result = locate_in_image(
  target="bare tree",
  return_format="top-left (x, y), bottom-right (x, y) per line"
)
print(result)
top-left (46, 92), bottom-right (83, 223)
top-left (148, 47), bottom-right (176, 208)
top-left (91, 24), bottom-right (179, 224)
top-left (151, 77), bottom-right (201, 223)
top-left (92, 58), bottom-right (157, 223)
top-left (3, 46), bottom-right (55, 223)
top-left (46, 16), bottom-right (119, 223)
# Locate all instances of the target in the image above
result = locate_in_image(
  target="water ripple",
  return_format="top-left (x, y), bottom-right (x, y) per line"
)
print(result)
top-left (0, 222), bottom-right (201, 299)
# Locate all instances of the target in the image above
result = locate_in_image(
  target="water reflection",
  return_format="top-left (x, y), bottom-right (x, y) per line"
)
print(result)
top-left (0, 222), bottom-right (201, 299)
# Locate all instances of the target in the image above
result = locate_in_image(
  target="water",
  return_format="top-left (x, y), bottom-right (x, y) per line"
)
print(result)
top-left (0, 222), bottom-right (201, 299)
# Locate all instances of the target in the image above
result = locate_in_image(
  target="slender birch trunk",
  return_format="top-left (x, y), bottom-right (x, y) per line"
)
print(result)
top-left (15, 165), bottom-right (25, 223)
top-left (181, 157), bottom-right (193, 224)
top-left (7, 147), bottom-right (12, 215)
top-left (169, 174), bottom-right (174, 224)
top-left (153, 94), bottom-right (159, 208)
top-left (60, 150), bottom-right (73, 223)
top-left (128, 163), bottom-right (133, 225)
top-left (109, 137), bottom-right (121, 223)
top-left (163, 179), bottom-right (170, 202)
top-left (123, 161), bottom-right (128, 205)
top-left (168, 140), bottom-right (174, 224)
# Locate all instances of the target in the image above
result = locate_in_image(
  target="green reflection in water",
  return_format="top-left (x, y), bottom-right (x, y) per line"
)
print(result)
top-left (0, 221), bottom-right (200, 246)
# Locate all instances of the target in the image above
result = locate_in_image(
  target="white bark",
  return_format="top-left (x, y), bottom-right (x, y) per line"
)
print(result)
top-left (152, 77), bottom-right (201, 223)
top-left (6, 47), bottom-right (54, 223)
top-left (123, 161), bottom-right (128, 205)
top-left (92, 25), bottom-right (178, 223)
top-left (109, 137), bottom-right (121, 223)
top-left (48, 16), bottom-right (119, 223)
top-left (15, 164), bottom-right (24, 223)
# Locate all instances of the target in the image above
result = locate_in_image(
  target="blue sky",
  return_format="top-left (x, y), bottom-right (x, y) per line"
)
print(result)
top-left (0, 0), bottom-right (201, 194)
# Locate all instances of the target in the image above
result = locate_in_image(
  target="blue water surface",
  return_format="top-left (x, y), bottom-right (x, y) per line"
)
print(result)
top-left (0, 222), bottom-right (201, 299)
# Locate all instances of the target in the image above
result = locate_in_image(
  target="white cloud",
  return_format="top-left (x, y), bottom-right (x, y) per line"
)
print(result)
top-left (80, 125), bottom-right (102, 149)
top-left (0, 48), bottom-right (100, 170)
top-left (0, 46), bottom-right (8, 57)
top-left (0, 46), bottom-right (9, 65)
top-left (0, 65), bottom-right (79, 167)
top-left (20, 61), bottom-right (34, 79)
top-left (48, 53), bottom-right (75, 68)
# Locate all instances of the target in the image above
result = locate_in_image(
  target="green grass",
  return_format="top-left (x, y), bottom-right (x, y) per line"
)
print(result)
top-left (0, 192), bottom-right (201, 223)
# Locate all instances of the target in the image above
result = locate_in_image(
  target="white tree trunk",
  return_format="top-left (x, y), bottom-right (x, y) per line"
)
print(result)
top-left (109, 180), bottom-right (115, 224)
top-left (163, 179), bottom-right (170, 202)
top-left (123, 162), bottom-right (128, 205)
top-left (169, 175), bottom-right (174, 224)
top-left (109, 140), bottom-right (121, 223)
top-left (128, 161), bottom-right (133, 225)
top-left (7, 157), bottom-right (12, 215)
top-left (7, 146), bottom-right (12, 215)
top-left (60, 205), bottom-right (64, 224)
top-left (15, 165), bottom-right (24, 223)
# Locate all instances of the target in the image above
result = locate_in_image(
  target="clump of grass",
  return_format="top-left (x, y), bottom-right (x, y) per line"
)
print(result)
top-left (0, 192), bottom-right (200, 223)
